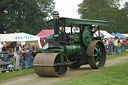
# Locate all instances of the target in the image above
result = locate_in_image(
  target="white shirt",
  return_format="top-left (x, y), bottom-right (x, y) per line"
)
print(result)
top-left (0, 44), bottom-right (3, 53)
top-left (14, 45), bottom-right (22, 53)
top-left (106, 40), bottom-right (109, 45)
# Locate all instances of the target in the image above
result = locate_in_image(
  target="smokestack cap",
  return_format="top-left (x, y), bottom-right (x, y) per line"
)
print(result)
top-left (52, 11), bottom-right (59, 16)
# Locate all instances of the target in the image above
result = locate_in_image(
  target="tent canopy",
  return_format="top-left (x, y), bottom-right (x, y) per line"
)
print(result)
top-left (112, 32), bottom-right (125, 38)
top-left (0, 32), bottom-right (42, 48)
top-left (94, 30), bottom-right (114, 38)
top-left (116, 33), bottom-right (125, 38)
top-left (36, 29), bottom-right (54, 38)
top-left (0, 33), bottom-right (40, 42)
top-left (122, 34), bottom-right (128, 37)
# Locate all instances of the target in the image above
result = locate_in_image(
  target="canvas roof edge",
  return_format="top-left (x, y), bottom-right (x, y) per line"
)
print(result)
top-left (47, 17), bottom-right (108, 28)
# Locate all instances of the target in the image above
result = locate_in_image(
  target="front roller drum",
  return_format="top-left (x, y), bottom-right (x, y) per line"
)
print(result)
top-left (33, 53), bottom-right (68, 77)
top-left (87, 40), bottom-right (106, 69)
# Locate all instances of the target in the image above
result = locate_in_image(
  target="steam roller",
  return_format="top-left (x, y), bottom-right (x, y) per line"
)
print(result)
top-left (33, 11), bottom-right (108, 77)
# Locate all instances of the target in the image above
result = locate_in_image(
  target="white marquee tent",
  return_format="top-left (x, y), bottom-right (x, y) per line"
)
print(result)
top-left (94, 30), bottom-right (114, 38)
top-left (0, 32), bottom-right (41, 48)
top-left (122, 34), bottom-right (128, 37)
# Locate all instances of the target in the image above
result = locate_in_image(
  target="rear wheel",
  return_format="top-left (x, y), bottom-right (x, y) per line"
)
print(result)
top-left (87, 40), bottom-right (106, 69)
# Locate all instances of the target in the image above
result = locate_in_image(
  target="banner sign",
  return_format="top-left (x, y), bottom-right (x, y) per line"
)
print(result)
top-left (15, 36), bottom-right (31, 40)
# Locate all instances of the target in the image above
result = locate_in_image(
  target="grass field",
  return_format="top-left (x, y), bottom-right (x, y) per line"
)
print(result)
top-left (54, 62), bottom-right (128, 85)
top-left (54, 52), bottom-right (128, 85)
top-left (0, 51), bottom-right (128, 83)
top-left (106, 51), bottom-right (128, 60)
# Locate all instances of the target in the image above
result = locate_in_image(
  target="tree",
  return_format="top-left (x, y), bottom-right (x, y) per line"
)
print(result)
top-left (118, 2), bottom-right (128, 33)
top-left (78, 0), bottom-right (128, 33)
top-left (0, 0), bottom-right (55, 34)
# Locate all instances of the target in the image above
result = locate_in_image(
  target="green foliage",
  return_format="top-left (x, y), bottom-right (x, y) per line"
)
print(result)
top-left (78, 0), bottom-right (128, 33)
top-left (0, 0), bottom-right (55, 34)
top-left (117, 2), bottom-right (128, 33)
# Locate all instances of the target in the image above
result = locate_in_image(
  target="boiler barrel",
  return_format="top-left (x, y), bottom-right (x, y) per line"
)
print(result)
top-left (65, 44), bottom-right (82, 57)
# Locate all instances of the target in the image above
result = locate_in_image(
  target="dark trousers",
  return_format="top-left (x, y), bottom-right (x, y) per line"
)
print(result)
top-left (108, 45), bottom-right (112, 55)
top-left (3, 54), bottom-right (8, 62)
top-left (115, 46), bottom-right (119, 55)
top-left (2, 62), bottom-right (11, 69)
top-left (26, 56), bottom-right (30, 68)
top-left (20, 56), bottom-right (26, 69)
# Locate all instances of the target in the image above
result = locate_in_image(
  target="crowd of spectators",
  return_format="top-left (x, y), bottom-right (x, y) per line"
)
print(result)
top-left (0, 42), bottom-right (41, 72)
top-left (103, 37), bottom-right (128, 55)
top-left (0, 36), bottom-right (128, 72)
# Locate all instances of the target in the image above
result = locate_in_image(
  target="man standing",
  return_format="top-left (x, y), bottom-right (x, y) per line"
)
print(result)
top-left (114, 37), bottom-right (119, 55)
top-left (29, 43), bottom-right (37, 67)
top-left (2, 43), bottom-right (9, 62)
top-left (21, 45), bottom-right (28, 70)
top-left (108, 38), bottom-right (113, 55)
top-left (0, 42), bottom-right (3, 59)
top-left (15, 42), bottom-right (21, 71)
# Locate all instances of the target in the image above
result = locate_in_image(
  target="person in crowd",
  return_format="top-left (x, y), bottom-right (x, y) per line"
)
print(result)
top-left (0, 59), bottom-right (11, 69)
top-left (119, 38), bottom-right (123, 52)
top-left (108, 38), bottom-right (113, 55)
top-left (43, 42), bottom-right (49, 49)
top-left (29, 43), bottom-right (37, 67)
top-left (104, 38), bottom-right (109, 54)
top-left (114, 37), bottom-right (119, 55)
top-left (2, 43), bottom-right (9, 69)
top-left (36, 44), bottom-right (40, 53)
top-left (120, 38), bottom-right (124, 52)
top-left (21, 45), bottom-right (28, 70)
top-left (15, 42), bottom-right (21, 71)
top-left (0, 42), bottom-right (3, 59)
top-left (106, 38), bottom-right (109, 46)
top-left (103, 39), bottom-right (106, 45)
top-left (112, 38), bottom-right (115, 54)
top-left (26, 43), bottom-right (32, 68)
top-left (125, 37), bottom-right (128, 49)
top-left (122, 38), bottom-right (127, 51)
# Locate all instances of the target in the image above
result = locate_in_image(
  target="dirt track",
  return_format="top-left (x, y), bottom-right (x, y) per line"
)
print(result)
top-left (0, 55), bottom-right (128, 85)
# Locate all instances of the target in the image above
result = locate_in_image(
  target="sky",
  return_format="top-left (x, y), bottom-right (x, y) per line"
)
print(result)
top-left (54, 0), bottom-right (128, 18)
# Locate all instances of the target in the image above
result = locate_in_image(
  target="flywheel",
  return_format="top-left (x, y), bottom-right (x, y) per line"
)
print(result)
top-left (82, 28), bottom-right (92, 46)
top-left (87, 40), bottom-right (106, 69)
top-left (33, 53), bottom-right (68, 77)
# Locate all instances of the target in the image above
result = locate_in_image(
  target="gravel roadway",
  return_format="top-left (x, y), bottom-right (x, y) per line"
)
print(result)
top-left (0, 55), bottom-right (128, 85)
